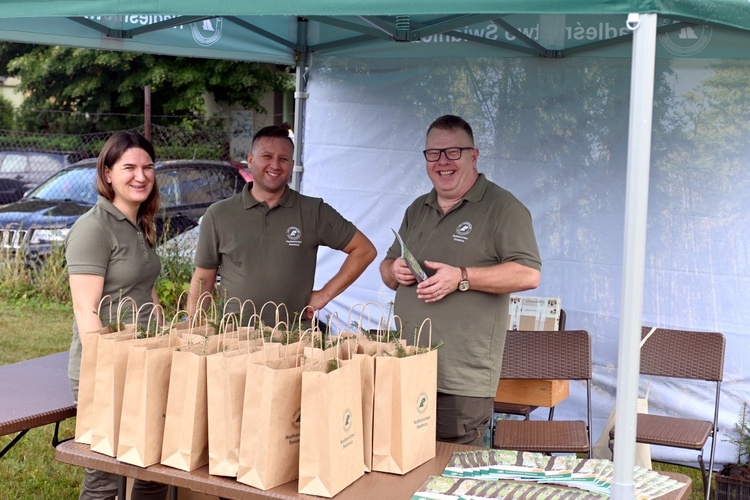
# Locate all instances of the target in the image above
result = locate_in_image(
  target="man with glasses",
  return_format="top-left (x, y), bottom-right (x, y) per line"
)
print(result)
top-left (380, 114), bottom-right (542, 447)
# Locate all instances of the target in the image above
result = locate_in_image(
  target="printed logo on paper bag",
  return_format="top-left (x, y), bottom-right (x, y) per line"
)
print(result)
top-left (292, 408), bottom-right (301, 428)
top-left (414, 392), bottom-right (431, 430)
top-left (286, 408), bottom-right (301, 446)
top-left (340, 408), bottom-right (355, 449)
top-left (416, 392), bottom-right (429, 414)
top-left (342, 408), bottom-right (353, 432)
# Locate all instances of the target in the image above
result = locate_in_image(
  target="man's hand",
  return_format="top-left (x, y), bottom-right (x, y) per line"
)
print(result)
top-left (305, 290), bottom-right (331, 319)
top-left (307, 229), bottom-right (376, 319)
top-left (388, 257), bottom-right (418, 288)
top-left (416, 261), bottom-right (461, 303)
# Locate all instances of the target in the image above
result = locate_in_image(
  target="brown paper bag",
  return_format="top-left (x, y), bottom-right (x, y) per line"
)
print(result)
top-left (205, 313), bottom-right (281, 477)
top-left (116, 327), bottom-right (182, 467)
top-left (220, 297), bottom-right (258, 326)
top-left (349, 352), bottom-right (375, 472)
top-left (372, 319), bottom-right (437, 474)
top-left (90, 301), bottom-right (162, 457)
top-left (302, 329), bottom-right (376, 474)
top-left (89, 333), bottom-right (147, 456)
top-left (172, 292), bottom-right (219, 337)
top-left (256, 300), bottom-right (291, 332)
top-left (298, 346), bottom-right (365, 497)
top-left (236, 354), bottom-right (305, 490)
top-left (160, 329), bottom-right (221, 472)
top-left (354, 306), bottom-right (405, 356)
top-left (75, 325), bottom-right (114, 444)
top-left (74, 295), bottom-right (137, 444)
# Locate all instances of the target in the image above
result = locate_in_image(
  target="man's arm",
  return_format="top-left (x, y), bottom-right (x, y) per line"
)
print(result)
top-left (416, 260), bottom-right (540, 304)
top-left (307, 230), bottom-right (377, 317)
top-left (188, 266), bottom-right (219, 317)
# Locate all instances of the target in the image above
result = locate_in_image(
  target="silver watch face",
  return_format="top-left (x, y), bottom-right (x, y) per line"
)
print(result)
top-left (459, 280), bottom-right (470, 291)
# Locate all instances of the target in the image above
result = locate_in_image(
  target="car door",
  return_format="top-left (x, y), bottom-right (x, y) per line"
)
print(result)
top-left (156, 163), bottom-right (245, 240)
top-left (156, 167), bottom-right (199, 238)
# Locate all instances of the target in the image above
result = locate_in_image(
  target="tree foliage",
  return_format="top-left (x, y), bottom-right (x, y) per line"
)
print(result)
top-left (0, 42), bottom-right (294, 133)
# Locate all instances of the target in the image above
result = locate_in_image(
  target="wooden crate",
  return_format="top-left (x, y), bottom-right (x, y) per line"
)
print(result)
top-left (715, 471), bottom-right (750, 500)
top-left (494, 379), bottom-right (569, 407)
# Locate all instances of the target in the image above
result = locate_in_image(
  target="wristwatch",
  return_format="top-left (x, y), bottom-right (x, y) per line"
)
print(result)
top-left (458, 267), bottom-right (470, 291)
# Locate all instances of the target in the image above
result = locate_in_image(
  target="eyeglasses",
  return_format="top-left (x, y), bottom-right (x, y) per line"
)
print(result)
top-left (422, 147), bottom-right (474, 162)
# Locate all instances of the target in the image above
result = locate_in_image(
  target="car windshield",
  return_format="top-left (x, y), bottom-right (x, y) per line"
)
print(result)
top-left (30, 167), bottom-right (98, 204)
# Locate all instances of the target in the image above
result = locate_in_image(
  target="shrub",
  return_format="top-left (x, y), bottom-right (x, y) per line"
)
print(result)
top-left (155, 227), bottom-right (197, 318)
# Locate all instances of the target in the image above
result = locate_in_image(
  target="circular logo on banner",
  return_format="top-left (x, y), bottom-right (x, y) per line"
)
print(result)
top-left (286, 226), bottom-right (302, 241)
top-left (456, 222), bottom-right (473, 236)
top-left (191, 17), bottom-right (223, 47)
top-left (342, 408), bottom-right (353, 432)
top-left (658, 19), bottom-right (711, 56)
top-left (416, 392), bottom-right (429, 414)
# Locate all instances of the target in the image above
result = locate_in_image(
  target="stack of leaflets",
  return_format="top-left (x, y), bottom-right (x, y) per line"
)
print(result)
top-left (410, 450), bottom-right (686, 499)
top-left (411, 475), bottom-right (606, 499)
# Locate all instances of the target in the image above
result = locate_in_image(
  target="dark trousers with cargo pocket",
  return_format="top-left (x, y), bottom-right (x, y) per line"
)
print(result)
top-left (436, 393), bottom-right (493, 447)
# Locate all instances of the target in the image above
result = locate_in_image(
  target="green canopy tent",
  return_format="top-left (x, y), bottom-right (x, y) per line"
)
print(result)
top-left (1, 3), bottom-right (749, 498)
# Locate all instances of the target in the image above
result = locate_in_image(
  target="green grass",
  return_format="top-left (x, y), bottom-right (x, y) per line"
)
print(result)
top-left (0, 300), bottom-right (83, 499)
top-left (0, 300), bottom-right (713, 499)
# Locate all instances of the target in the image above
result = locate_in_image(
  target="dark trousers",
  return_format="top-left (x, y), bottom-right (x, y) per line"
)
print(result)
top-left (436, 393), bottom-right (493, 447)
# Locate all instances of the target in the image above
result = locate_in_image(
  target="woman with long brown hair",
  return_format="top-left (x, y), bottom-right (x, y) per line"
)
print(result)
top-left (65, 130), bottom-right (167, 499)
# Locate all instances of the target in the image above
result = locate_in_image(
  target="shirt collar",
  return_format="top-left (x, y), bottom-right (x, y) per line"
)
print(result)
top-left (96, 195), bottom-right (141, 228)
top-left (425, 173), bottom-right (488, 210)
top-left (242, 182), bottom-right (294, 209)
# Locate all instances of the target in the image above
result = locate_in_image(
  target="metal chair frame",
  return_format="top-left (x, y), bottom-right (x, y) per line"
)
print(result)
top-left (492, 329), bottom-right (592, 456)
top-left (491, 309), bottom-right (566, 425)
top-left (608, 327), bottom-right (725, 500)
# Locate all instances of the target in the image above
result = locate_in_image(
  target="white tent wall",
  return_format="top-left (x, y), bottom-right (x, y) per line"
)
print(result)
top-left (302, 54), bottom-right (750, 468)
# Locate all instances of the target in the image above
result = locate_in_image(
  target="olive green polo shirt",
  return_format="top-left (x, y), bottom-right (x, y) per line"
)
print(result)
top-left (65, 196), bottom-right (161, 380)
top-left (195, 183), bottom-right (357, 325)
top-left (386, 174), bottom-right (541, 398)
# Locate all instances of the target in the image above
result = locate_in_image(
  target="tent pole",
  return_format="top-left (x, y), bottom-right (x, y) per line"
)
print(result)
top-left (611, 12), bottom-right (656, 500)
top-left (291, 18), bottom-right (309, 192)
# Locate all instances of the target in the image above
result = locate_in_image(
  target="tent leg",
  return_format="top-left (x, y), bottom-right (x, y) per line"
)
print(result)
top-left (611, 12), bottom-right (657, 500)
top-left (291, 18), bottom-right (309, 192)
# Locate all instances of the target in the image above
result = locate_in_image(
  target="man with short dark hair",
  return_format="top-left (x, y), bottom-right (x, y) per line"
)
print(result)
top-left (190, 125), bottom-right (376, 324)
top-left (380, 115), bottom-right (541, 446)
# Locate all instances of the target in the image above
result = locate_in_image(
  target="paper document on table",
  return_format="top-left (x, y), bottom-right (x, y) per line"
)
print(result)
top-left (392, 229), bottom-right (427, 283)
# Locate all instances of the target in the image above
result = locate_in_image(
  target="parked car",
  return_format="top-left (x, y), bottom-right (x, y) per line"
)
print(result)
top-left (0, 150), bottom-right (85, 205)
top-left (0, 158), bottom-right (246, 263)
top-left (230, 160), bottom-right (253, 182)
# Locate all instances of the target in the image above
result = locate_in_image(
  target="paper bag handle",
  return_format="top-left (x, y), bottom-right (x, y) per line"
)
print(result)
top-left (116, 296), bottom-right (137, 331)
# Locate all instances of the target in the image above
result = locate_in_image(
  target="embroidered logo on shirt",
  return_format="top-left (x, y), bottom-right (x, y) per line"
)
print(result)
top-left (456, 222), bottom-right (472, 236)
top-left (453, 221), bottom-right (472, 243)
top-left (286, 226), bottom-right (302, 246)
